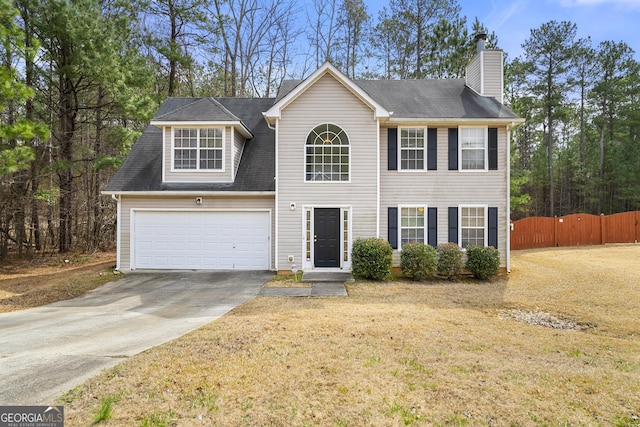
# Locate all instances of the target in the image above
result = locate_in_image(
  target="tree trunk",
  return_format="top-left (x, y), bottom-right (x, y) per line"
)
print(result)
top-left (58, 74), bottom-right (76, 253)
top-left (93, 87), bottom-right (104, 247)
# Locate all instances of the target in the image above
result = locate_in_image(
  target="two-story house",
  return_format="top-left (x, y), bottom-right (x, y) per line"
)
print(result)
top-left (104, 36), bottom-right (523, 273)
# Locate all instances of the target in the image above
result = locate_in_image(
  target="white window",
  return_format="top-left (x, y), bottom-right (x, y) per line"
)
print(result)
top-left (460, 206), bottom-right (487, 247)
top-left (400, 128), bottom-right (425, 170)
top-left (174, 128), bottom-right (223, 170)
top-left (306, 124), bottom-right (349, 181)
top-left (460, 127), bottom-right (487, 171)
top-left (400, 206), bottom-right (426, 248)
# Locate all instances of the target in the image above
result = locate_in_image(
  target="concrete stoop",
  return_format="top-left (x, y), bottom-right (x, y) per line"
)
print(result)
top-left (259, 271), bottom-right (352, 297)
top-left (301, 271), bottom-right (354, 283)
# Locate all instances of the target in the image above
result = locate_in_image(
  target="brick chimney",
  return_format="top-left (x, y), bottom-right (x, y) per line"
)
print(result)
top-left (465, 33), bottom-right (504, 104)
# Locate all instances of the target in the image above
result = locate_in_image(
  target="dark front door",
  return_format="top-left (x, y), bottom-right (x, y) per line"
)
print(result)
top-left (314, 208), bottom-right (341, 268)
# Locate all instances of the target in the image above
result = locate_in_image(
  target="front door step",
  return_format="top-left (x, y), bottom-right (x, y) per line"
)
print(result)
top-left (301, 271), bottom-right (354, 283)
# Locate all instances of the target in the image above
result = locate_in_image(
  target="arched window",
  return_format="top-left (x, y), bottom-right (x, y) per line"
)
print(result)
top-left (305, 123), bottom-right (349, 181)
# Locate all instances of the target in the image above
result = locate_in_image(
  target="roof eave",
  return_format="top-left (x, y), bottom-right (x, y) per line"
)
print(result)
top-left (150, 120), bottom-right (254, 139)
top-left (383, 117), bottom-right (525, 126)
top-left (102, 190), bottom-right (275, 197)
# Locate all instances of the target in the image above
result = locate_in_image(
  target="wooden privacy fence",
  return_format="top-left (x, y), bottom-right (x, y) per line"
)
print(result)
top-left (511, 211), bottom-right (640, 250)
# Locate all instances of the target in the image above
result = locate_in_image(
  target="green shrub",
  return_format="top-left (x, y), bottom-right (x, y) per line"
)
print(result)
top-left (352, 237), bottom-right (393, 280)
top-left (465, 245), bottom-right (500, 280)
top-left (436, 242), bottom-right (464, 280)
top-left (400, 242), bottom-right (437, 280)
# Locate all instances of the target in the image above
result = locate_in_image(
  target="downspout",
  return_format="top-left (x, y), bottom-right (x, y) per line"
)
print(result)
top-left (376, 118), bottom-right (381, 238)
top-left (111, 194), bottom-right (122, 271)
top-left (506, 123), bottom-right (514, 273)
top-left (272, 119), bottom-right (279, 272)
top-left (262, 112), bottom-right (278, 271)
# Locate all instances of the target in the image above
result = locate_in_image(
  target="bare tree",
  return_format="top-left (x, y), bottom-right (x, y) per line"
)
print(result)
top-left (206, 0), bottom-right (300, 97)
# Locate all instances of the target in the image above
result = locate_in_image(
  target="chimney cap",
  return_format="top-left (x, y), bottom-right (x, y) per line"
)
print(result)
top-left (474, 33), bottom-right (488, 52)
top-left (474, 33), bottom-right (488, 42)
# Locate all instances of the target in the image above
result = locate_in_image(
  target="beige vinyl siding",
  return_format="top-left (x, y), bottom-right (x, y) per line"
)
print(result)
top-left (466, 55), bottom-right (481, 95)
top-left (118, 195), bottom-right (275, 270)
top-left (232, 128), bottom-right (245, 179)
top-left (163, 126), bottom-right (234, 183)
top-left (481, 50), bottom-right (504, 103)
top-left (466, 50), bottom-right (504, 103)
top-left (276, 74), bottom-right (379, 270)
top-left (380, 126), bottom-right (509, 266)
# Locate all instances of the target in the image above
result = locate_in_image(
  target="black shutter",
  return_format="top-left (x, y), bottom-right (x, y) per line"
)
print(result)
top-left (427, 128), bottom-right (437, 170)
top-left (388, 207), bottom-right (398, 249)
top-left (488, 128), bottom-right (498, 170)
top-left (388, 128), bottom-right (397, 171)
top-left (488, 207), bottom-right (498, 248)
top-left (448, 128), bottom-right (458, 170)
top-left (448, 207), bottom-right (458, 244)
top-left (428, 207), bottom-right (437, 247)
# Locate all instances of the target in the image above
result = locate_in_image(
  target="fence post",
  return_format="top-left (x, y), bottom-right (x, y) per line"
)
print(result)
top-left (554, 215), bottom-right (559, 247)
top-left (600, 213), bottom-right (605, 245)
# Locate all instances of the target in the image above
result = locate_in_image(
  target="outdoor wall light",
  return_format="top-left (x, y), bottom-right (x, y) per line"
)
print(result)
top-left (290, 202), bottom-right (296, 210)
top-left (195, 197), bottom-right (203, 205)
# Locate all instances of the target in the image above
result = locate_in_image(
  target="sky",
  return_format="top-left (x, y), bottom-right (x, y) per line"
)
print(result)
top-left (365, 0), bottom-right (640, 60)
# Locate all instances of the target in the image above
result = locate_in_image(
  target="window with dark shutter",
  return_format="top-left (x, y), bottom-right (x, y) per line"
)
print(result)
top-left (388, 128), bottom-right (397, 170)
top-left (427, 128), bottom-right (437, 170)
top-left (448, 207), bottom-right (458, 243)
top-left (448, 128), bottom-right (458, 170)
top-left (428, 207), bottom-right (437, 247)
top-left (388, 207), bottom-right (398, 249)
top-left (488, 128), bottom-right (498, 170)
top-left (488, 207), bottom-right (498, 248)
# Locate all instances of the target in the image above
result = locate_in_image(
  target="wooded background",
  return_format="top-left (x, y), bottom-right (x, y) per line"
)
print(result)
top-left (1, 0), bottom-right (638, 261)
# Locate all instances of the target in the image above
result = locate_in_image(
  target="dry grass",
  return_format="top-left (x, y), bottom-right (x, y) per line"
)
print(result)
top-left (56, 245), bottom-right (640, 425)
top-left (0, 251), bottom-right (116, 312)
top-left (262, 272), bottom-right (310, 288)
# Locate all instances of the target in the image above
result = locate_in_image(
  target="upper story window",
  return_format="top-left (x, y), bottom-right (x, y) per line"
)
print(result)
top-left (174, 128), bottom-right (223, 170)
top-left (305, 123), bottom-right (349, 182)
top-left (400, 128), bottom-right (425, 170)
top-left (460, 127), bottom-right (487, 171)
top-left (460, 206), bottom-right (486, 247)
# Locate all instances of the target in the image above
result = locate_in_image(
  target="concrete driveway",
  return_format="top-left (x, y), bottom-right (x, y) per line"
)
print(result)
top-left (0, 270), bottom-right (271, 405)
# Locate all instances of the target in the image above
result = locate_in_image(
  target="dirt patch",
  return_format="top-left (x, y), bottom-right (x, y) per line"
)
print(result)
top-left (0, 251), bottom-right (116, 312)
top-left (499, 308), bottom-right (594, 330)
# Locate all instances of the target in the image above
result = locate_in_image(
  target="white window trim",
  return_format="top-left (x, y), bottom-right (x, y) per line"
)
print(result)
top-left (170, 126), bottom-right (226, 172)
top-left (301, 205), bottom-right (352, 271)
top-left (458, 126), bottom-right (488, 172)
top-left (458, 204), bottom-right (488, 248)
top-left (303, 123), bottom-right (351, 183)
top-left (398, 127), bottom-right (427, 172)
top-left (398, 204), bottom-right (428, 250)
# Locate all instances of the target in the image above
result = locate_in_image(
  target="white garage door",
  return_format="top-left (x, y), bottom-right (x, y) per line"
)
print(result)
top-left (133, 211), bottom-right (270, 270)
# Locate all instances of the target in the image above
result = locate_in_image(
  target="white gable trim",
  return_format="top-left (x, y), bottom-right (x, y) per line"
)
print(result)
top-left (264, 62), bottom-right (390, 124)
top-left (150, 120), bottom-right (253, 139)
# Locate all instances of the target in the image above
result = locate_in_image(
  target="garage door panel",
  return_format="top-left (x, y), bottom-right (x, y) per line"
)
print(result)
top-left (133, 211), bottom-right (269, 270)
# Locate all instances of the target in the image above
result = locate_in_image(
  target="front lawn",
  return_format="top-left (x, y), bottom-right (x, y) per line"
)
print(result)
top-left (64, 245), bottom-right (640, 426)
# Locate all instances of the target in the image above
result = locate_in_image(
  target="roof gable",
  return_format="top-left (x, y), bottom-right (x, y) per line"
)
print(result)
top-left (104, 98), bottom-right (276, 194)
top-left (151, 97), bottom-right (253, 138)
top-left (263, 62), bottom-right (390, 124)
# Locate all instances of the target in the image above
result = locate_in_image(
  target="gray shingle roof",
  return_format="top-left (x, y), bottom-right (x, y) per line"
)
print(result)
top-left (104, 97), bottom-right (275, 193)
top-left (153, 97), bottom-right (241, 122)
top-left (105, 76), bottom-right (519, 194)
top-left (276, 78), bottom-right (518, 119)
top-left (356, 79), bottom-right (519, 119)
